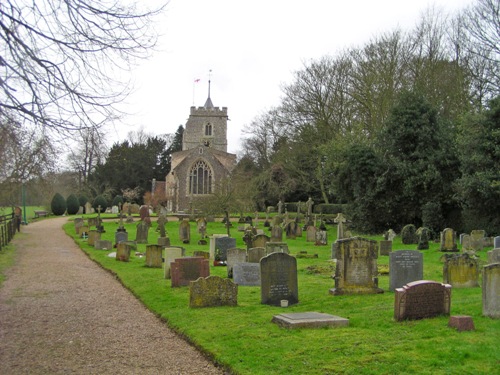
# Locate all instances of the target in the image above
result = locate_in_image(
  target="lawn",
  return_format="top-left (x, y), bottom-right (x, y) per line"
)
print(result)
top-left (54, 215), bottom-right (500, 374)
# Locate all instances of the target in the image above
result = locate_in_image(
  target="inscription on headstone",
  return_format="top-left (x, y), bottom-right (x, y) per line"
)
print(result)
top-left (389, 250), bottom-right (423, 291)
top-left (260, 253), bottom-right (298, 306)
top-left (171, 257), bottom-right (209, 287)
top-left (394, 281), bottom-right (451, 321)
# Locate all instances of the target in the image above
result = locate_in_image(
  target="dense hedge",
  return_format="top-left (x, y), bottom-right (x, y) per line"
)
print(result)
top-left (51, 193), bottom-right (66, 216)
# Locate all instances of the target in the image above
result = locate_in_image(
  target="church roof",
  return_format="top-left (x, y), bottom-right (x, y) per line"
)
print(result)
top-left (204, 96), bottom-right (214, 109)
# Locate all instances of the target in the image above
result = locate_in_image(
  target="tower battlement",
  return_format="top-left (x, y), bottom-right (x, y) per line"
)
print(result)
top-left (190, 106), bottom-right (228, 116)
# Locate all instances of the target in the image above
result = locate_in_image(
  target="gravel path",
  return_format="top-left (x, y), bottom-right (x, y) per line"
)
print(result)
top-left (0, 217), bottom-right (226, 374)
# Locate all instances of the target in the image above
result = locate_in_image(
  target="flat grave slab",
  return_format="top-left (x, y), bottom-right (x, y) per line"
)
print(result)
top-left (271, 312), bottom-right (349, 329)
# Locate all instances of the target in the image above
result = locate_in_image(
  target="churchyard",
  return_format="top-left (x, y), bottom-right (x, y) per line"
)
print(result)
top-left (64, 213), bottom-right (499, 374)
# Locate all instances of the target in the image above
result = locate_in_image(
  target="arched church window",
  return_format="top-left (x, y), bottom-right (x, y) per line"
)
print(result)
top-left (189, 160), bottom-right (213, 195)
top-left (205, 123), bottom-right (212, 136)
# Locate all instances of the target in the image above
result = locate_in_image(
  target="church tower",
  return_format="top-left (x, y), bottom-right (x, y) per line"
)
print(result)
top-left (165, 82), bottom-right (236, 212)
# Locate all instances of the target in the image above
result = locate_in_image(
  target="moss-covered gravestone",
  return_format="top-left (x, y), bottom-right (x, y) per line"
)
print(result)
top-left (189, 276), bottom-right (237, 308)
top-left (401, 224), bottom-right (418, 245)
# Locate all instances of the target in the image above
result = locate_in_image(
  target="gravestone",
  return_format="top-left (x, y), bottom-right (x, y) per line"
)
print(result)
top-left (145, 244), bottom-right (163, 268)
top-left (84, 202), bottom-right (93, 214)
top-left (88, 217), bottom-right (97, 228)
top-left (461, 234), bottom-right (472, 251)
top-left (389, 250), bottom-right (423, 291)
top-left (440, 228), bottom-right (458, 252)
top-left (385, 229), bottom-right (397, 241)
top-left (443, 253), bottom-right (480, 288)
top-left (417, 227), bottom-right (430, 250)
top-left (379, 240), bottom-right (392, 256)
top-left (270, 225), bottom-right (283, 242)
top-left (272, 215), bottom-right (283, 228)
top-left (215, 237), bottom-right (237, 262)
top-left (74, 218), bottom-right (84, 234)
top-left (334, 213), bottom-right (347, 240)
top-left (394, 280), bottom-right (452, 321)
top-left (158, 236), bottom-right (170, 247)
top-left (135, 221), bottom-right (149, 244)
top-left (470, 230), bottom-right (485, 252)
top-left (94, 239), bottom-right (112, 250)
top-left (306, 226), bottom-right (317, 242)
top-left (487, 248), bottom-right (500, 264)
top-left (157, 215), bottom-right (168, 237)
top-left (116, 242), bottom-right (132, 262)
top-left (189, 276), bottom-right (238, 308)
top-left (179, 219), bottom-right (191, 243)
top-left (79, 225), bottom-right (89, 238)
top-left (315, 230), bottom-right (327, 245)
top-left (226, 248), bottom-right (247, 278)
top-left (171, 257), bottom-right (210, 287)
top-left (482, 263), bottom-right (500, 318)
top-left (209, 234), bottom-right (228, 261)
top-left (87, 230), bottom-right (100, 247)
top-left (265, 242), bottom-right (289, 255)
top-left (111, 205), bottom-right (119, 214)
top-left (285, 221), bottom-right (298, 239)
top-left (252, 234), bottom-right (270, 249)
top-left (330, 237), bottom-right (384, 295)
top-left (247, 247), bottom-right (266, 263)
top-left (494, 236), bottom-right (500, 249)
top-left (272, 312), bottom-right (349, 329)
top-left (77, 206), bottom-right (84, 215)
top-left (260, 252), bottom-right (298, 306)
top-left (401, 224), bottom-right (418, 245)
top-left (115, 231), bottom-right (128, 245)
top-left (193, 251), bottom-right (209, 259)
top-left (164, 247), bottom-right (184, 279)
top-left (233, 263), bottom-right (261, 286)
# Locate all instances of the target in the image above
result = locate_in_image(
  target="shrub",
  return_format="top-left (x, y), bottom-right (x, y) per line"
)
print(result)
top-left (93, 195), bottom-right (108, 212)
top-left (78, 195), bottom-right (88, 207)
top-left (51, 193), bottom-right (67, 216)
top-left (66, 194), bottom-right (80, 215)
top-left (112, 195), bottom-right (123, 207)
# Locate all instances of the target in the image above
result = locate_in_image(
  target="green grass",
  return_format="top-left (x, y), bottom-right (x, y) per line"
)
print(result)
top-left (0, 205), bottom-right (49, 221)
top-left (54, 216), bottom-right (500, 373)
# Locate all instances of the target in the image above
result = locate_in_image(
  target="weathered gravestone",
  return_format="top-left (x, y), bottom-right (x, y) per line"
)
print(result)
top-left (440, 228), bottom-right (458, 252)
top-left (401, 224), bottom-right (418, 245)
top-left (330, 237), bottom-right (383, 295)
top-left (334, 213), bottom-right (347, 240)
top-left (270, 225), bottom-right (283, 242)
top-left (88, 217), bottom-right (97, 228)
top-left (260, 252), bottom-right (298, 306)
top-left (135, 221), bottom-right (149, 244)
top-left (79, 225), bottom-right (89, 238)
top-left (487, 248), bottom-right (500, 264)
top-left (164, 247), bottom-right (184, 279)
top-left (84, 202), bottom-right (93, 214)
top-left (389, 250), bottom-right (423, 291)
top-left (494, 236), bottom-right (500, 249)
top-left (470, 230), bottom-right (485, 252)
top-left (145, 244), bottom-right (163, 268)
top-left (385, 229), bottom-right (397, 241)
top-left (189, 276), bottom-right (238, 308)
top-left (483, 263), bottom-right (500, 318)
top-left (116, 242), bottom-right (132, 262)
top-left (171, 257), bottom-right (210, 287)
top-left (111, 205), bottom-right (119, 214)
top-left (306, 226), bottom-right (317, 242)
top-left (285, 221), bottom-right (299, 239)
top-left (461, 234), bottom-right (472, 251)
top-left (233, 263), bottom-right (261, 286)
top-left (443, 253), bottom-right (480, 288)
top-left (87, 230), bottom-right (100, 247)
top-left (272, 312), bottom-right (349, 329)
top-left (74, 218), bottom-right (84, 234)
top-left (193, 251), bottom-right (209, 259)
top-left (252, 234), bottom-right (270, 249)
top-left (379, 240), bottom-right (392, 256)
top-left (417, 227), bottom-right (430, 250)
top-left (315, 230), bottom-right (328, 245)
top-left (247, 247), bottom-right (266, 263)
top-left (214, 237), bottom-right (237, 262)
top-left (158, 236), bottom-right (170, 247)
top-left (209, 234), bottom-right (228, 261)
top-left (115, 231), bottom-right (128, 245)
top-left (94, 239), bottom-right (112, 250)
top-left (265, 242), bottom-right (289, 255)
top-left (272, 215), bottom-right (283, 228)
top-left (226, 248), bottom-right (247, 278)
top-left (394, 280), bottom-right (451, 321)
top-left (179, 219), bottom-right (191, 244)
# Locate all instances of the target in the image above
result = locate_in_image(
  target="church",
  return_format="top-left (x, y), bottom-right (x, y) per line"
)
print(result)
top-left (165, 86), bottom-right (237, 212)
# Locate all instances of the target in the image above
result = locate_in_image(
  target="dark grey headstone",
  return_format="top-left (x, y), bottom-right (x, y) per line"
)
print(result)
top-left (260, 252), bottom-right (298, 306)
top-left (115, 231), bottom-right (128, 245)
top-left (135, 221), bottom-right (149, 244)
top-left (389, 250), bottom-right (423, 291)
top-left (179, 219), bottom-right (191, 243)
top-left (215, 237), bottom-right (237, 262)
top-left (233, 263), bottom-right (261, 286)
top-left (494, 237), bottom-right (500, 249)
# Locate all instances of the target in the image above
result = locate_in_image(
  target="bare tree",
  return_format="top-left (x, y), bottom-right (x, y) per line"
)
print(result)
top-left (0, 0), bottom-right (165, 133)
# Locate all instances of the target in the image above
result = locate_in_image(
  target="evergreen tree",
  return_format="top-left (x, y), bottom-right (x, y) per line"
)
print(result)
top-left (66, 194), bottom-right (80, 215)
top-left (51, 193), bottom-right (66, 216)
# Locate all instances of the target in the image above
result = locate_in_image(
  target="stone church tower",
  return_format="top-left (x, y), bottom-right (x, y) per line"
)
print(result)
top-left (165, 87), bottom-right (236, 212)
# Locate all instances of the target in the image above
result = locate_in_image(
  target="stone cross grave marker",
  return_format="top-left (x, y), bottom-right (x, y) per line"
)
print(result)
top-left (389, 250), bottom-right (423, 291)
top-left (394, 280), bottom-right (451, 321)
top-left (330, 237), bottom-right (384, 295)
top-left (170, 257), bottom-right (209, 287)
top-left (189, 276), bottom-right (238, 308)
top-left (334, 213), bottom-right (347, 240)
top-left (260, 252), bottom-right (298, 306)
top-left (482, 263), bottom-right (500, 318)
top-left (443, 253), bottom-right (480, 288)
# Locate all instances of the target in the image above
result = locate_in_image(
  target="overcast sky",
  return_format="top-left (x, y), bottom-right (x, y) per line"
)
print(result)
top-left (115, 0), bottom-right (475, 154)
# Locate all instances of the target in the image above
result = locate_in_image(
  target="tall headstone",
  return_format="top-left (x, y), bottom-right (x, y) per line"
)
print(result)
top-left (87, 230), bottom-right (100, 247)
top-left (209, 234), bottom-right (228, 261)
top-left (487, 248), bottom-right (500, 264)
top-left (164, 247), bottom-right (184, 279)
top-left (85, 202), bottom-right (93, 214)
top-left (135, 221), bottom-right (149, 244)
top-left (189, 276), bottom-right (238, 308)
top-left (494, 236), bottom-right (500, 249)
top-left (443, 254), bottom-right (480, 288)
top-left (482, 263), bottom-right (500, 318)
top-left (394, 281), bottom-right (452, 321)
top-left (379, 240), bottom-right (392, 256)
top-left (74, 218), bottom-right (84, 234)
top-left (145, 244), bottom-right (163, 268)
top-left (470, 230), bottom-right (485, 252)
top-left (260, 252), bottom-right (298, 306)
top-left (334, 213), bottom-right (347, 240)
top-left (179, 219), bottom-right (191, 244)
top-left (440, 228), bottom-right (458, 252)
top-left (248, 247), bottom-right (266, 263)
top-left (226, 248), bottom-right (247, 278)
top-left (306, 226), bottom-right (317, 242)
top-left (285, 221), bottom-right (298, 239)
top-left (462, 234), bottom-right (472, 251)
top-left (214, 237), bottom-right (237, 262)
top-left (330, 237), bottom-right (384, 295)
top-left (265, 242), bottom-right (289, 255)
top-left (389, 250), bottom-right (423, 291)
top-left (233, 263), bottom-right (261, 286)
top-left (270, 225), bottom-right (283, 243)
top-left (170, 257), bottom-right (210, 287)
